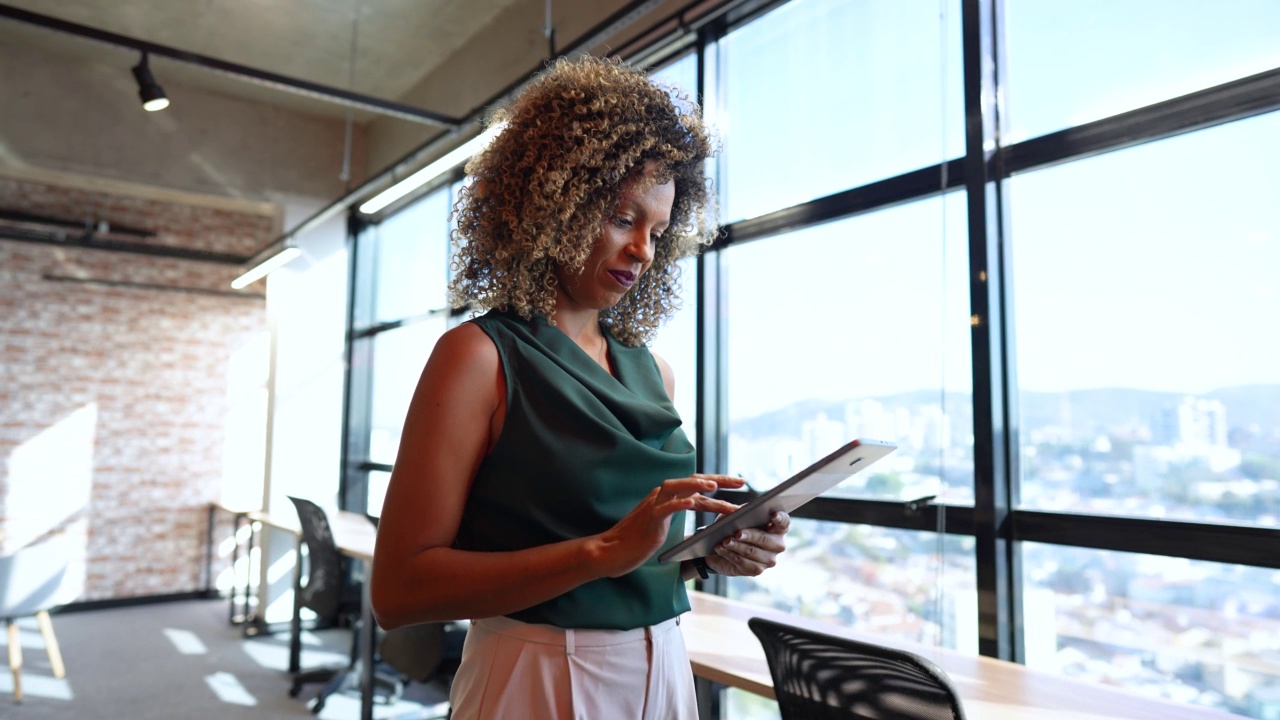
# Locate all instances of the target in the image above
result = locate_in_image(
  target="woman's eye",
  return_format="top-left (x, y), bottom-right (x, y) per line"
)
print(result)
top-left (650, 233), bottom-right (664, 244)
top-left (612, 215), bottom-right (633, 228)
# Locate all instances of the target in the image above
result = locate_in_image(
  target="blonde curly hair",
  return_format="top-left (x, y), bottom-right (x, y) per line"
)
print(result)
top-left (448, 55), bottom-right (718, 347)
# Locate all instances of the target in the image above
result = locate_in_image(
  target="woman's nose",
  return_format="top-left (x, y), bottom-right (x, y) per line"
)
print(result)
top-left (627, 232), bottom-right (654, 263)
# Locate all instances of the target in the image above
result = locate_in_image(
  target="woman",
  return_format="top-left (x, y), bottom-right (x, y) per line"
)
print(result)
top-left (370, 55), bottom-right (791, 719)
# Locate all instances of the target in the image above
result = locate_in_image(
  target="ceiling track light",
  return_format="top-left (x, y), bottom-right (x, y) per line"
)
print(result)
top-left (231, 245), bottom-right (302, 289)
top-left (131, 52), bottom-right (169, 112)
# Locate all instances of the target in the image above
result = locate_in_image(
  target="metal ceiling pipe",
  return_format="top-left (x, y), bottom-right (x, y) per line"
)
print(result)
top-left (0, 3), bottom-right (461, 128)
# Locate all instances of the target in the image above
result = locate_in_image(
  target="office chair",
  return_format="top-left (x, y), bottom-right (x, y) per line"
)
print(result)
top-left (378, 622), bottom-right (467, 719)
top-left (362, 514), bottom-right (466, 719)
top-left (748, 616), bottom-right (967, 720)
top-left (0, 533), bottom-right (82, 703)
top-left (286, 496), bottom-right (401, 713)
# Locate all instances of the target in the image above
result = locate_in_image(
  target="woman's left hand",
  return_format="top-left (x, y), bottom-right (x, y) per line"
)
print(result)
top-left (705, 511), bottom-right (791, 577)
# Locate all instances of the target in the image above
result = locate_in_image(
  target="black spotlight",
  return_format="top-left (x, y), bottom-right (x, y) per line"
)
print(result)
top-left (131, 52), bottom-right (169, 112)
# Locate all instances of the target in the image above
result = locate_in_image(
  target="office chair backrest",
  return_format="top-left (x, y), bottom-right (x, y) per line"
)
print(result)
top-left (379, 623), bottom-right (445, 683)
top-left (286, 496), bottom-right (349, 621)
top-left (748, 616), bottom-right (967, 720)
top-left (0, 533), bottom-right (84, 618)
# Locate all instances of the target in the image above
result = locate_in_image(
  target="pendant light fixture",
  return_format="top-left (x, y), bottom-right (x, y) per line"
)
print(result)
top-left (131, 52), bottom-right (170, 111)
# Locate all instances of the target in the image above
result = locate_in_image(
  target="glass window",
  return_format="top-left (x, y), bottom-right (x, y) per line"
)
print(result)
top-left (1022, 543), bottom-right (1280, 716)
top-left (1011, 111), bottom-right (1280, 525)
top-left (368, 318), bottom-right (447, 466)
top-left (371, 188), bottom-right (452, 324)
top-left (722, 194), bottom-right (972, 504)
top-left (649, 52), bottom-right (699, 111)
top-left (367, 469), bottom-right (392, 517)
top-left (648, 257), bottom-right (699, 445)
top-left (725, 521), bottom-right (975, 720)
top-left (647, 55), bottom-right (703, 439)
top-left (1004, 0), bottom-right (1280, 142)
top-left (718, 0), bottom-right (963, 223)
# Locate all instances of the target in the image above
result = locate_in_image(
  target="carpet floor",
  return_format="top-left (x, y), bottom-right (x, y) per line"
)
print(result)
top-left (1, 598), bottom-right (451, 720)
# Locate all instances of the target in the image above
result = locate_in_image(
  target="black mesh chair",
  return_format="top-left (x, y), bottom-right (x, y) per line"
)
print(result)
top-left (378, 622), bottom-right (466, 719)
top-left (286, 496), bottom-right (400, 712)
top-left (363, 515), bottom-right (466, 719)
top-left (748, 616), bottom-right (967, 720)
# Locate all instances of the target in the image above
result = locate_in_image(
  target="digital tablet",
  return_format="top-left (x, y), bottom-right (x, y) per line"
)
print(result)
top-left (658, 438), bottom-right (898, 564)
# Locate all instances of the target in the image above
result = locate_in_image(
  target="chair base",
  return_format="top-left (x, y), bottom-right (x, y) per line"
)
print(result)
top-left (291, 664), bottom-right (404, 714)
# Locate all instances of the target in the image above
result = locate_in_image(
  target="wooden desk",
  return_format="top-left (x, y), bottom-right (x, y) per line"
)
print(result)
top-left (682, 591), bottom-right (1236, 720)
top-left (243, 506), bottom-right (380, 720)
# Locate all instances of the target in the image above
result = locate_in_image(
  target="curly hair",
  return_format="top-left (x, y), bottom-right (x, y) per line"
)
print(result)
top-left (448, 55), bottom-right (719, 347)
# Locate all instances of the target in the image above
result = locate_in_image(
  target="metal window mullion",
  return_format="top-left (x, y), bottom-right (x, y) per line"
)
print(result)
top-left (1013, 511), bottom-right (1280, 570)
top-left (962, 0), bottom-right (1019, 662)
top-left (1005, 66), bottom-right (1280, 175)
top-left (339, 213), bottom-right (374, 514)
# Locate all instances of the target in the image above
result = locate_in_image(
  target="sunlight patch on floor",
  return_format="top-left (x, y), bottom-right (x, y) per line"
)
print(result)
top-left (205, 670), bottom-right (258, 706)
top-left (314, 691), bottom-right (450, 720)
top-left (164, 628), bottom-right (209, 655)
top-left (0, 673), bottom-right (74, 701)
top-left (240, 636), bottom-right (348, 672)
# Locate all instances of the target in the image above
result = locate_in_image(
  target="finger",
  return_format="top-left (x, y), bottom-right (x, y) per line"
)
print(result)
top-left (764, 511), bottom-right (792, 534)
top-left (663, 476), bottom-right (720, 496)
top-left (689, 496), bottom-right (739, 516)
top-left (693, 473), bottom-right (746, 490)
top-left (714, 540), bottom-right (770, 575)
top-left (735, 529), bottom-right (785, 553)
top-left (654, 494), bottom-right (699, 516)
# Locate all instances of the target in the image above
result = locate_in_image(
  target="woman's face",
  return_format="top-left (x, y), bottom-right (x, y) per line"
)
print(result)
top-left (555, 168), bottom-right (675, 314)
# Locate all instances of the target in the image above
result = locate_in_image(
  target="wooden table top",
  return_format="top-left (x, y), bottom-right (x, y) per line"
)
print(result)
top-left (682, 591), bottom-right (1236, 720)
top-left (245, 506), bottom-right (376, 561)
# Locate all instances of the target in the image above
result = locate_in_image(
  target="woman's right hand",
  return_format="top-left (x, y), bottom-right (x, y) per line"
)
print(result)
top-left (591, 474), bottom-right (744, 578)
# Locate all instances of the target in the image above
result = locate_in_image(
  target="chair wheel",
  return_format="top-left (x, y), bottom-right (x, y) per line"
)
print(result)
top-left (288, 684), bottom-right (301, 698)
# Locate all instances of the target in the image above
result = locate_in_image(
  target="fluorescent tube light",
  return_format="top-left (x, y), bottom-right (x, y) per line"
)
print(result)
top-left (358, 123), bottom-right (504, 215)
top-left (231, 246), bottom-right (302, 289)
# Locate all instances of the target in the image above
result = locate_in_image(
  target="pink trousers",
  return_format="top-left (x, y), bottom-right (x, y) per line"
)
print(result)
top-left (448, 614), bottom-right (699, 720)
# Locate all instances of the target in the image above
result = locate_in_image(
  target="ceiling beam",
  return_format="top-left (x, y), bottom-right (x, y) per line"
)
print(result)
top-left (0, 3), bottom-right (462, 128)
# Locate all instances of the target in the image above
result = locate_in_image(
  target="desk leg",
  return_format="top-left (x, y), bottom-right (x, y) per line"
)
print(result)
top-left (288, 535), bottom-right (303, 675)
top-left (205, 504), bottom-right (215, 597)
top-left (227, 511), bottom-right (240, 624)
top-left (696, 677), bottom-right (722, 720)
top-left (243, 519), bottom-right (262, 634)
top-left (360, 559), bottom-right (375, 720)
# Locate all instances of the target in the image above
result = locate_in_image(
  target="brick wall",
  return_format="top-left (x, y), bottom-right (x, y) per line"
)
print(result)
top-left (0, 175), bottom-right (273, 601)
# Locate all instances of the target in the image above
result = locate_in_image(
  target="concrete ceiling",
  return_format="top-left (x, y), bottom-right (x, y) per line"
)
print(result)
top-left (0, 0), bottom-right (528, 121)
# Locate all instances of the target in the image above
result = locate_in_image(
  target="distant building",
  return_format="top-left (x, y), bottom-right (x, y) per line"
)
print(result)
top-left (1135, 397), bottom-right (1241, 486)
top-left (1155, 396), bottom-right (1230, 449)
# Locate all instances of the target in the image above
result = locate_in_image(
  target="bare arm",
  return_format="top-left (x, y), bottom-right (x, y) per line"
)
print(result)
top-left (371, 325), bottom-right (741, 629)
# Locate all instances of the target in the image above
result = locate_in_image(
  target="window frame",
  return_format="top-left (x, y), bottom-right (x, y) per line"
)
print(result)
top-left (337, 0), bottom-right (1280, 699)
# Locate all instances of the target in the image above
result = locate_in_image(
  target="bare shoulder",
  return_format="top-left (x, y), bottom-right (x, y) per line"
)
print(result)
top-left (408, 321), bottom-right (502, 419)
top-left (434, 321), bottom-right (497, 363)
top-left (424, 322), bottom-right (499, 379)
top-left (651, 351), bottom-right (676, 402)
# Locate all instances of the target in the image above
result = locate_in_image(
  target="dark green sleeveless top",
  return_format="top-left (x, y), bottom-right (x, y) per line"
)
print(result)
top-left (457, 309), bottom-right (695, 630)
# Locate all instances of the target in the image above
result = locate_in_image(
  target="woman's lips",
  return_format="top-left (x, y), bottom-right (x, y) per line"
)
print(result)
top-left (608, 270), bottom-right (636, 288)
